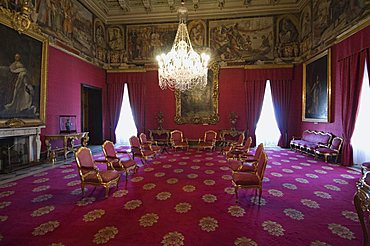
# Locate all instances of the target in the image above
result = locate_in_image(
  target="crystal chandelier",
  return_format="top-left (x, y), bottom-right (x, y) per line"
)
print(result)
top-left (156, 0), bottom-right (210, 92)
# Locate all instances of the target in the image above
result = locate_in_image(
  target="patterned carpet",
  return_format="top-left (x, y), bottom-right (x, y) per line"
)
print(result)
top-left (0, 148), bottom-right (364, 245)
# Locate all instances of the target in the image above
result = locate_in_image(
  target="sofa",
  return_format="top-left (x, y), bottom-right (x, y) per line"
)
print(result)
top-left (290, 130), bottom-right (332, 154)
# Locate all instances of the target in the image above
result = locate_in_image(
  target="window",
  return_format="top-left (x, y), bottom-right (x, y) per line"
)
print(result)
top-left (256, 80), bottom-right (280, 147)
top-left (352, 61), bottom-right (370, 164)
top-left (115, 84), bottom-right (137, 145)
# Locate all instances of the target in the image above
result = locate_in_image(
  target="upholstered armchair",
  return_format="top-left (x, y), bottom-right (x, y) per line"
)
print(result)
top-left (198, 130), bottom-right (217, 151)
top-left (232, 151), bottom-right (268, 203)
top-left (229, 144), bottom-right (265, 174)
top-left (129, 136), bottom-right (156, 164)
top-left (139, 133), bottom-right (161, 155)
top-left (222, 134), bottom-right (245, 155)
top-left (75, 147), bottom-right (120, 198)
top-left (226, 137), bottom-right (252, 160)
top-left (102, 141), bottom-right (138, 180)
top-left (170, 130), bottom-right (189, 151)
top-left (314, 136), bottom-right (343, 163)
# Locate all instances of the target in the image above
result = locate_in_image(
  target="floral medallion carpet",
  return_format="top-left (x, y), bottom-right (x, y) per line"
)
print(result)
top-left (0, 148), bottom-right (364, 245)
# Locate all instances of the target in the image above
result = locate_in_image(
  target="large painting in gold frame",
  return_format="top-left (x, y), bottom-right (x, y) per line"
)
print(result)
top-left (0, 14), bottom-right (48, 127)
top-left (302, 49), bottom-right (331, 122)
top-left (175, 62), bottom-right (219, 124)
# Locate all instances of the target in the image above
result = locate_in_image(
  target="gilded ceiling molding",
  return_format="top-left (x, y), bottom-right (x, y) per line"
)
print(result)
top-left (244, 64), bottom-right (294, 69)
top-left (106, 68), bottom-right (147, 73)
top-left (335, 16), bottom-right (370, 45)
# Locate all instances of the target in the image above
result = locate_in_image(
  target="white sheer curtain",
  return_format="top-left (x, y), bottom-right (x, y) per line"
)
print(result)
top-left (256, 80), bottom-right (280, 147)
top-left (115, 84), bottom-right (137, 145)
top-left (352, 61), bottom-right (370, 165)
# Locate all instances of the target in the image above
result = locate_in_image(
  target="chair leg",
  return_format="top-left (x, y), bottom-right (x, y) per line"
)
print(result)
top-left (235, 187), bottom-right (239, 202)
top-left (259, 187), bottom-right (262, 203)
top-left (81, 183), bottom-right (85, 196)
top-left (324, 155), bottom-right (328, 163)
top-left (105, 186), bottom-right (109, 198)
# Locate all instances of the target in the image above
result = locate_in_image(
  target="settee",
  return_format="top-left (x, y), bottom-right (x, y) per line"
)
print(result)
top-left (290, 130), bottom-right (332, 154)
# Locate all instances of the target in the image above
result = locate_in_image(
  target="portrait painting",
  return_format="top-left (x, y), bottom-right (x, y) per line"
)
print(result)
top-left (175, 63), bottom-right (219, 124)
top-left (127, 23), bottom-right (178, 63)
top-left (302, 49), bottom-right (331, 122)
top-left (209, 17), bottom-right (274, 62)
top-left (188, 19), bottom-right (207, 48)
top-left (0, 20), bottom-right (47, 127)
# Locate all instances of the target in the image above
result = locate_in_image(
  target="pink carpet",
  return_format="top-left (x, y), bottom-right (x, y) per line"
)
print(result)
top-left (0, 148), bottom-right (363, 245)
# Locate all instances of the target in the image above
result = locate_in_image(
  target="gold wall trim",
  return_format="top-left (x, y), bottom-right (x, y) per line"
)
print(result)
top-left (335, 16), bottom-right (370, 44)
top-left (106, 68), bottom-right (147, 73)
top-left (244, 64), bottom-right (294, 69)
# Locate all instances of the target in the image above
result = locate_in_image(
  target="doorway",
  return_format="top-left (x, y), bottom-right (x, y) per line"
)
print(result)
top-left (81, 84), bottom-right (103, 145)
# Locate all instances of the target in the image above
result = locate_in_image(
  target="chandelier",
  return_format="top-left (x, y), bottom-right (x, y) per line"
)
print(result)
top-left (156, 0), bottom-right (210, 92)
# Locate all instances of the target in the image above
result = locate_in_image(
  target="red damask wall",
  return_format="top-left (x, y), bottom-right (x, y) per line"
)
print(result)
top-left (43, 47), bottom-right (108, 139)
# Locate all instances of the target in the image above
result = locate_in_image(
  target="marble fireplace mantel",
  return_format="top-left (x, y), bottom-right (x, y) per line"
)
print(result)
top-left (0, 126), bottom-right (45, 162)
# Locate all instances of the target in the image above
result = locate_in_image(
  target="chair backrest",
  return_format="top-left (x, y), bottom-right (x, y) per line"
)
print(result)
top-left (102, 141), bottom-right (117, 158)
top-left (256, 151), bottom-right (268, 181)
top-left (254, 143), bottom-right (264, 159)
top-left (139, 133), bottom-right (149, 144)
top-left (129, 136), bottom-right (141, 148)
top-left (76, 147), bottom-right (95, 169)
top-left (330, 137), bottom-right (343, 152)
top-left (236, 134), bottom-right (245, 146)
top-left (204, 130), bottom-right (217, 143)
top-left (242, 137), bottom-right (252, 151)
top-left (170, 130), bottom-right (183, 143)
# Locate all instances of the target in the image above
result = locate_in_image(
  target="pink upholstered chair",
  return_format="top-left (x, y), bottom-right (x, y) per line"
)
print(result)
top-left (139, 133), bottom-right (161, 155)
top-left (232, 151), bottom-right (268, 203)
top-left (129, 136), bottom-right (156, 164)
top-left (222, 134), bottom-right (245, 155)
top-left (102, 141), bottom-right (138, 180)
top-left (226, 137), bottom-right (252, 160)
top-left (229, 143), bottom-right (264, 174)
top-left (75, 147), bottom-right (120, 198)
top-left (170, 130), bottom-right (189, 151)
top-left (198, 130), bottom-right (217, 151)
top-left (314, 136), bottom-right (343, 163)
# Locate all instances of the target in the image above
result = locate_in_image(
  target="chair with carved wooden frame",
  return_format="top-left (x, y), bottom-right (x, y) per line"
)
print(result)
top-left (229, 143), bottom-right (264, 174)
top-left (102, 141), bottom-right (138, 180)
top-left (222, 134), bottom-right (245, 155)
top-left (198, 130), bottom-right (217, 151)
top-left (314, 136), bottom-right (343, 163)
top-left (226, 136), bottom-right (252, 160)
top-left (139, 133), bottom-right (161, 155)
top-left (232, 151), bottom-right (268, 203)
top-left (75, 147), bottom-right (120, 198)
top-left (170, 130), bottom-right (189, 151)
top-left (129, 136), bottom-right (156, 164)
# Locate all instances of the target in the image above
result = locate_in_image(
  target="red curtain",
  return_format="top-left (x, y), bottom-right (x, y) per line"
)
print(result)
top-left (244, 80), bottom-right (266, 147)
top-left (107, 82), bottom-right (124, 143)
top-left (107, 72), bottom-right (145, 142)
top-left (244, 67), bottom-right (293, 147)
top-left (127, 80), bottom-right (145, 135)
top-left (270, 80), bottom-right (292, 147)
top-left (339, 49), bottom-right (368, 166)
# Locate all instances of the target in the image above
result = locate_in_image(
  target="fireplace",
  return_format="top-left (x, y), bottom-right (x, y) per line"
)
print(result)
top-left (0, 126), bottom-right (44, 173)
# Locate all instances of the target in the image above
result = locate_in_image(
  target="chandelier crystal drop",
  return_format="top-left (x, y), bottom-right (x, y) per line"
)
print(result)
top-left (156, 1), bottom-right (210, 92)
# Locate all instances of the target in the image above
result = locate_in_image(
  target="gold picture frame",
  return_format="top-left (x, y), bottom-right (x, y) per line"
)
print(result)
top-left (175, 62), bottom-right (219, 124)
top-left (0, 12), bottom-right (48, 128)
top-left (302, 49), bottom-right (331, 122)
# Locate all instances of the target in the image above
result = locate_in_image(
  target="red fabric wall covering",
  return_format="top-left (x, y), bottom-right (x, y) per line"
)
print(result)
top-left (43, 47), bottom-right (108, 141)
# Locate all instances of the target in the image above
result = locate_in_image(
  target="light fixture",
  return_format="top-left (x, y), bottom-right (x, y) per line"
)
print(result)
top-left (156, 0), bottom-right (210, 92)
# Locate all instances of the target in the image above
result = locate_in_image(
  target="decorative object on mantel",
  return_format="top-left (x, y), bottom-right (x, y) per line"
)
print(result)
top-left (156, 112), bottom-right (164, 130)
top-left (156, 0), bottom-right (210, 92)
top-left (4, 118), bottom-right (25, 128)
top-left (0, 0), bottom-right (39, 33)
top-left (229, 112), bottom-right (238, 130)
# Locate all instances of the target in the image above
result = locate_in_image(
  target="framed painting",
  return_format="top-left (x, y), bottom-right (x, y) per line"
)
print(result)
top-left (175, 62), bottom-right (219, 124)
top-left (60, 115), bottom-right (77, 133)
top-left (0, 17), bottom-right (48, 127)
top-left (302, 49), bottom-right (331, 122)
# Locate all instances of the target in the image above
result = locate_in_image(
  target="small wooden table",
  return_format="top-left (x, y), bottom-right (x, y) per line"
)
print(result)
top-left (45, 132), bottom-right (89, 163)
